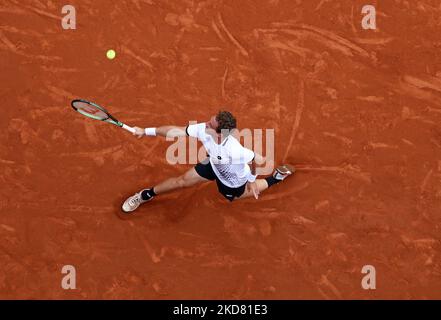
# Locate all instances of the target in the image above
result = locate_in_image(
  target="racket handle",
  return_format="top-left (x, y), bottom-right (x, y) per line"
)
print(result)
top-left (122, 124), bottom-right (136, 133)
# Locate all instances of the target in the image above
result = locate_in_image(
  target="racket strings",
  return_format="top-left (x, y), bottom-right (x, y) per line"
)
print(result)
top-left (72, 101), bottom-right (109, 121)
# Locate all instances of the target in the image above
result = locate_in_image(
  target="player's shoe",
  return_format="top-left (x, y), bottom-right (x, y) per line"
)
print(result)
top-left (273, 164), bottom-right (295, 181)
top-left (121, 189), bottom-right (154, 213)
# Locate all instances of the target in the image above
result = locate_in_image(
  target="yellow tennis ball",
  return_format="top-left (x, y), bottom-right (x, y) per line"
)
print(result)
top-left (106, 49), bottom-right (116, 60)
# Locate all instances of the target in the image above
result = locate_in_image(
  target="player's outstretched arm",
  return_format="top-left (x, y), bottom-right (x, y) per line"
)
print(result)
top-left (132, 126), bottom-right (187, 139)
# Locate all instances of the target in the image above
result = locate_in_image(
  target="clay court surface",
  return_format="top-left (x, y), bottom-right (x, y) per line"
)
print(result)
top-left (1, 0), bottom-right (441, 299)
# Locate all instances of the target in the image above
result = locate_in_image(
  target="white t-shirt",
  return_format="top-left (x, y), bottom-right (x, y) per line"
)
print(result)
top-left (187, 123), bottom-right (255, 188)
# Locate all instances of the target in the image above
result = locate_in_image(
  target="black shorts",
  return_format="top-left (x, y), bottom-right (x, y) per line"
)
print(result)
top-left (195, 160), bottom-right (246, 202)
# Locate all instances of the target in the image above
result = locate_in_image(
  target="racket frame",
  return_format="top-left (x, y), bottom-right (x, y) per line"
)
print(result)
top-left (71, 99), bottom-right (135, 133)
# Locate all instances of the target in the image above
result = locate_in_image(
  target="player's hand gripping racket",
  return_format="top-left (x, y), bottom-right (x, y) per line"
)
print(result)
top-left (71, 99), bottom-right (136, 133)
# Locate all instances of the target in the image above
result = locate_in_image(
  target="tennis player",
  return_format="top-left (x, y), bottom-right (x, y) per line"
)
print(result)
top-left (122, 111), bottom-right (294, 213)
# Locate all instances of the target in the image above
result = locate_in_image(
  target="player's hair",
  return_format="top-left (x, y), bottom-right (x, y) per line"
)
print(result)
top-left (216, 111), bottom-right (237, 134)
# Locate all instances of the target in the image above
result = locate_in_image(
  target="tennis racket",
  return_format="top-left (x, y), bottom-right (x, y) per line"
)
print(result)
top-left (71, 99), bottom-right (136, 133)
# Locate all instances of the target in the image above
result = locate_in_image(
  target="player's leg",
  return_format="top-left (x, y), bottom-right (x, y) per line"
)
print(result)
top-left (239, 178), bottom-right (269, 199)
top-left (121, 167), bottom-right (209, 213)
top-left (153, 167), bottom-right (208, 194)
top-left (239, 164), bottom-right (295, 199)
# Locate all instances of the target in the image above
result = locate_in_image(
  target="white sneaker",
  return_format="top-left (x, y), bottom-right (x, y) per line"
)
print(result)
top-left (121, 189), bottom-right (154, 213)
top-left (273, 164), bottom-right (295, 181)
